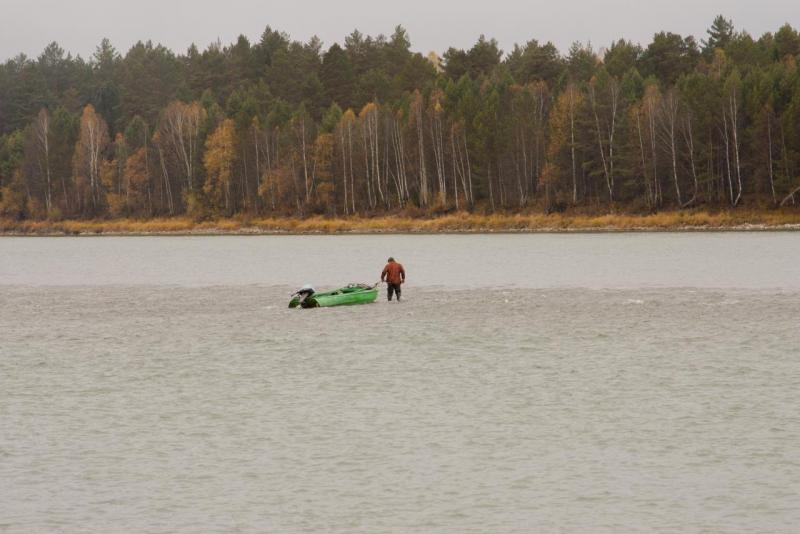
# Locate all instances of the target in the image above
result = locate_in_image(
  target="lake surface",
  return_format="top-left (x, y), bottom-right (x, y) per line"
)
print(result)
top-left (1, 234), bottom-right (799, 532)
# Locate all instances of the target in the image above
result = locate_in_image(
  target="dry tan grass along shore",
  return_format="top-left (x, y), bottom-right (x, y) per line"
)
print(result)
top-left (2, 210), bottom-right (800, 236)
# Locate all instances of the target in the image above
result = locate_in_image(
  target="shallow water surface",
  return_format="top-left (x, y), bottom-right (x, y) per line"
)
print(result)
top-left (1, 234), bottom-right (799, 532)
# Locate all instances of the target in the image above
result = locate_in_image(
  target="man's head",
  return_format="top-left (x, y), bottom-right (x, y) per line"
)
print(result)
top-left (387, 257), bottom-right (395, 263)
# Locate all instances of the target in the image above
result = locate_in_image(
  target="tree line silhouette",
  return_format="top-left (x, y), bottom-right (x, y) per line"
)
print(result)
top-left (1, 16), bottom-right (800, 220)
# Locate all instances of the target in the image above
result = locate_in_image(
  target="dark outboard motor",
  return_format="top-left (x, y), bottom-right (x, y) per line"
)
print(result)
top-left (293, 284), bottom-right (316, 307)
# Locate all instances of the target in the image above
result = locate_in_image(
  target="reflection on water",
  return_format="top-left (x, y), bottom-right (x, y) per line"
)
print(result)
top-left (1, 235), bottom-right (799, 532)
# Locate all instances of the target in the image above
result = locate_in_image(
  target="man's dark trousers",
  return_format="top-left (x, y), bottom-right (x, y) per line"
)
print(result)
top-left (387, 283), bottom-right (401, 301)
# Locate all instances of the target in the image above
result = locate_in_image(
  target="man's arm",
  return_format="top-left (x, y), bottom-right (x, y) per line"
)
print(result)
top-left (381, 266), bottom-right (387, 282)
top-left (400, 265), bottom-right (406, 282)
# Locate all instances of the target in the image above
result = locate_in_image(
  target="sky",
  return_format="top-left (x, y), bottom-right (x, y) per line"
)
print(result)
top-left (1, 0), bottom-right (798, 62)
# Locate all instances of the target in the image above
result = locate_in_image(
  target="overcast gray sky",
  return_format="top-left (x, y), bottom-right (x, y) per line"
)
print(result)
top-left (1, 0), bottom-right (798, 61)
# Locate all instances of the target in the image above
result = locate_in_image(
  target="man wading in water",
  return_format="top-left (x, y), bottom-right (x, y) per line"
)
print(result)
top-left (381, 257), bottom-right (406, 301)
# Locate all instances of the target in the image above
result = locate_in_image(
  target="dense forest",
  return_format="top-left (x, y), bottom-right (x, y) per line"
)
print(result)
top-left (2, 16), bottom-right (800, 221)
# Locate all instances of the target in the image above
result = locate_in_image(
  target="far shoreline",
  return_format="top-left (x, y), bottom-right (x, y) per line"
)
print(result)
top-left (2, 211), bottom-right (800, 236)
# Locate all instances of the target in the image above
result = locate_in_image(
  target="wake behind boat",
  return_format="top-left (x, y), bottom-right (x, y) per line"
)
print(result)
top-left (289, 283), bottom-right (379, 308)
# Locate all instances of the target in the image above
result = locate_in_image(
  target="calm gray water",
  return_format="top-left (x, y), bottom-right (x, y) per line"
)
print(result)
top-left (1, 234), bottom-right (799, 532)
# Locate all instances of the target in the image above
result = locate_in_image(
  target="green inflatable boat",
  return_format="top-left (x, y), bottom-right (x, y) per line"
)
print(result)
top-left (289, 283), bottom-right (378, 308)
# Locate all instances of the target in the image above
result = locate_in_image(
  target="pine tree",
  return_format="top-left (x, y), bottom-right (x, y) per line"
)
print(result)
top-left (703, 15), bottom-right (735, 56)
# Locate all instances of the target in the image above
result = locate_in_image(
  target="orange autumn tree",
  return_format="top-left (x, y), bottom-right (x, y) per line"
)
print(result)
top-left (203, 119), bottom-right (237, 215)
top-left (542, 84), bottom-right (583, 208)
top-left (122, 147), bottom-right (152, 216)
